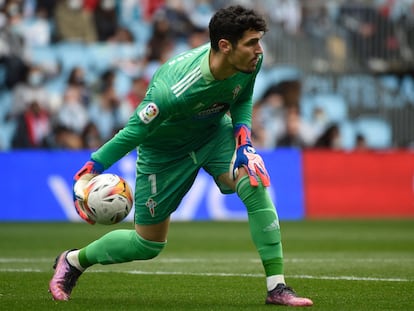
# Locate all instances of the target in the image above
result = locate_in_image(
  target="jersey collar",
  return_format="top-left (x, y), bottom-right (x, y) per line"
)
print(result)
top-left (200, 47), bottom-right (216, 83)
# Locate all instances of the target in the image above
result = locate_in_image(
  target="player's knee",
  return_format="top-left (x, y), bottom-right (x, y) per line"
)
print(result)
top-left (141, 243), bottom-right (165, 260)
top-left (134, 232), bottom-right (166, 260)
top-left (217, 172), bottom-right (237, 192)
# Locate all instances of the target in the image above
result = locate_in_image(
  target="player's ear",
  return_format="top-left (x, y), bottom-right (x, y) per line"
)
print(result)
top-left (218, 39), bottom-right (232, 54)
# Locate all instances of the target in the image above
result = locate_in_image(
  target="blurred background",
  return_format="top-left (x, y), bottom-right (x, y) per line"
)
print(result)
top-left (0, 0), bottom-right (413, 222)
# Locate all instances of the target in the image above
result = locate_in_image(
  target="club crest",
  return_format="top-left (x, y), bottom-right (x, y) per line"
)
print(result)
top-left (145, 198), bottom-right (157, 217)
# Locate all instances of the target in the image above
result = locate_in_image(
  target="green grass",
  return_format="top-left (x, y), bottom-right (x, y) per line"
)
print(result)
top-left (1, 220), bottom-right (413, 310)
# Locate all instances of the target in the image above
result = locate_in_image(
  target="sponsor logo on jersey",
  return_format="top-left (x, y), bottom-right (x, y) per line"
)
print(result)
top-left (194, 102), bottom-right (229, 119)
top-left (139, 102), bottom-right (159, 124)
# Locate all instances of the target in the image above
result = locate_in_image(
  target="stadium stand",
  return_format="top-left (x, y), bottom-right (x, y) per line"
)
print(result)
top-left (1, 1), bottom-right (413, 150)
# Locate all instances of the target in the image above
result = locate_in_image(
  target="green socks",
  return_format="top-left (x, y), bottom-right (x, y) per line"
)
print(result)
top-left (73, 176), bottom-right (282, 280)
top-left (236, 176), bottom-right (284, 277)
top-left (78, 229), bottom-right (166, 268)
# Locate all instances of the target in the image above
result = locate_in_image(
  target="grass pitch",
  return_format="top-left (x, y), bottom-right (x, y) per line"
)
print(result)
top-left (0, 220), bottom-right (413, 310)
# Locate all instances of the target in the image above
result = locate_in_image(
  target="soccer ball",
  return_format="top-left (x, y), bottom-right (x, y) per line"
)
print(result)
top-left (83, 174), bottom-right (133, 225)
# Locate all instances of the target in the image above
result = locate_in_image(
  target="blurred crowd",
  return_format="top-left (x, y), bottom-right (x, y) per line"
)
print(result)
top-left (0, 0), bottom-right (413, 151)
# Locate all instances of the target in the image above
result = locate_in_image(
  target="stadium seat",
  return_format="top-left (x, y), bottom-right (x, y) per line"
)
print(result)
top-left (87, 42), bottom-right (146, 77)
top-left (379, 75), bottom-right (404, 108)
top-left (353, 116), bottom-right (392, 149)
top-left (0, 120), bottom-right (17, 150)
top-left (379, 75), bottom-right (399, 91)
top-left (0, 64), bottom-right (5, 87)
top-left (114, 70), bottom-right (132, 97)
top-left (301, 93), bottom-right (348, 124)
top-left (117, 43), bottom-right (146, 62)
top-left (27, 45), bottom-right (60, 73)
top-left (87, 43), bottom-right (117, 74)
top-left (0, 91), bottom-right (12, 122)
top-left (44, 73), bottom-right (67, 96)
top-left (253, 65), bottom-right (301, 102)
top-left (125, 20), bottom-right (152, 46)
top-left (312, 93), bottom-right (348, 122)
top-left (55, 42), bottom-right (91, 77)
top-left (299, 95), bottom-right (314, 121)
top-left (339, 120), bottom-right (356, 150)
top-left (401, 75), bottom-right (414, 105)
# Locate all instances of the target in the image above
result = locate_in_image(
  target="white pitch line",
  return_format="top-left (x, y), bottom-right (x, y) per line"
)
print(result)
top-left (1, 257), bottom-right (414, 264)
top-left (0, 268), bottom-right (412, 282)
top-left (1, 268), bottom-right (43, 272)
top-left (109, 270), bottom-right (413, 282)
top-left (0, 258), bottom-right (51, 263)
top-left (288, 274), bottom-right (411, 282)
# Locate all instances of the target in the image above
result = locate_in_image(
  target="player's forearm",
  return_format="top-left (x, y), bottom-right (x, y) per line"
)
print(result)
top-left (91, 142), bottom-right (132, 170)
top-left (91, 111), bottom-right (153, 169)
top-left (91, 126), bottom-right (143, 170)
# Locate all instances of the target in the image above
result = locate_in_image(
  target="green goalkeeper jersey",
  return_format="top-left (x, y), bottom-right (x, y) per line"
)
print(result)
top-left (92, 43), bottom-right (263, 169)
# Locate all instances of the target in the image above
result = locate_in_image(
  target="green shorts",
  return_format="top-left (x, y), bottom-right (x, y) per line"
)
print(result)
top-left (134, 120), bottom-right (236, 225)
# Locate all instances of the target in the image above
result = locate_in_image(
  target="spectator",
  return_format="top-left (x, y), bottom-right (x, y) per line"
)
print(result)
top-left (143, 17), bottom-right (175, 81)
top-left (109, 26), bottom-right (135, 44)
top-left (0, 0), bottom-right (28, 89)
top-left (122, 75), bottom-right (148, 111)
top-left (117, 0), bottom-right (143, 26)
top-left (93, 0), bottom-right (118, 42)
top-left (355, 133), bottom-right (368, 151)
top-left (188, 26), bottom-right (209, 48)
top-left (11, 64), bottom-right (50, 118)
top-left (81, 121), bottom-right (102, 150)
top-left (67, 66), bottom-right (92, 107)
top-left (67, 66), bottom-right (87, 87)
top-left (276, 106), bottom-right (308, 148)
top-left (54, 0), bottom-right (97, 42)
top-left (313, 123), bottom-right (341, 149)
top-left (141, 0), bottom-right (165, 21)
top-left (35, 0), bottom-right (57, 20)
top-left (301, 4), bottom-right (347, 72)
top-left (251, 100), bottom-right (267, 149)
top-left (46, 124), bottom-right (83, 149)
top-left (19, 5), bottom-right (52, 48)
top-left (55, 86), bottom-right (90, 134)
top-left (306, 106), bottom-right (329, 143)
top-left (266, 0), bottom-right (302, 35)
top-left (12, 100), bottom-right (51, 148)
top-left (152, 0), bottom-right (195, 42)
top-left (92, 69), bottom-right (115, 94)
top-left (255, 86), bottom-right (286, 149)
top-left (338, 3), bottom-right (398, 71)
top-left (88, 84), bottom-right (130, 140)
top-left (83, 0), bottom-right (99, 12)
top-left (109, 27), bottom-right (145, 79)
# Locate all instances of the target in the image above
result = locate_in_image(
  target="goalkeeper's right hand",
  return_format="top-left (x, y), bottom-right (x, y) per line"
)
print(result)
top-left (73, 160), bottom-right (104, 224)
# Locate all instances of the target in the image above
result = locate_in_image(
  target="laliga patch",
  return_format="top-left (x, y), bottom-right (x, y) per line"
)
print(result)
top-left (139, 103), bottom-right (159, 124)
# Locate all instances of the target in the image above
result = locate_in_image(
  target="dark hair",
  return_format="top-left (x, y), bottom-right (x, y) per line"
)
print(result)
top-left (209, 5), bottom-right (267, 51)
top-left (314, 123), bottom-right (339, 148)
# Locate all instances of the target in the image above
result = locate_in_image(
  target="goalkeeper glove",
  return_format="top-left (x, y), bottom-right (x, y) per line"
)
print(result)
top-left (73, 160), bottom-right (104, 224)
top-left (230, 124), bottom-right (270, 187)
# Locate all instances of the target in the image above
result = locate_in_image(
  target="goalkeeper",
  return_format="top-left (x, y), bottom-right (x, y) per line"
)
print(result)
top-left (49, 5), bottom-right (312, 307)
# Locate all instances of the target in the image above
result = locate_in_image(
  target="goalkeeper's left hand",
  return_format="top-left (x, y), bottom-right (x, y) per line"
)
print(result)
top-left (73, 159), bottom-right (104, 224)
top-left (230, 124), bottom-right (270, 187)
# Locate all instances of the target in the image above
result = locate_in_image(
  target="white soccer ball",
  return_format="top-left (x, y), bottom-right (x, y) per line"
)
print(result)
top-left (84, 174), bottom-right (133, 225)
